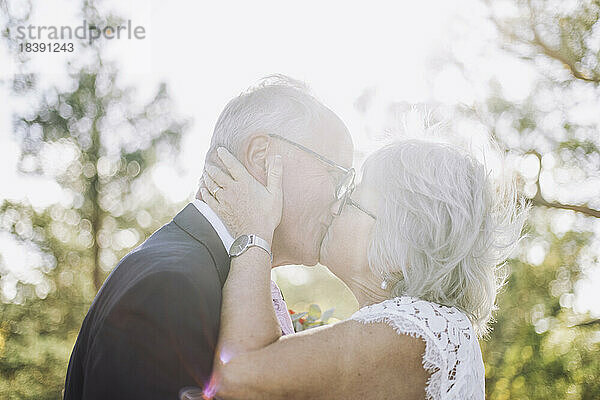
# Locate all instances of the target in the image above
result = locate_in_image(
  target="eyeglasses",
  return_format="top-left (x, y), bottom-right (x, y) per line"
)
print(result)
top-left (268, 134), bottom-right (376, 220)
top-left (344, 196), bottom-right (377, 220)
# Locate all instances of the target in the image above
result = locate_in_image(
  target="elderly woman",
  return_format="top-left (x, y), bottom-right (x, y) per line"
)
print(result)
top-left (196, 138), bottom-right (527, 400)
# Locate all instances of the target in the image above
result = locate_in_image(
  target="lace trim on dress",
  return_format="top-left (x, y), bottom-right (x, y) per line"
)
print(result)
top-left (350, 304), bottom-right (444, 400)
top-left (349, 296), bottom-right (484, 400)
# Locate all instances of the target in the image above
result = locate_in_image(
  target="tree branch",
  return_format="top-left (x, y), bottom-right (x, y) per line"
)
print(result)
top-left (571, 318), bottom-right (600, 328)
top-left (530, 25), bottom-right (598, 83)
top-left (528, 151), bottom-right (600, 219)
top-left (486, 0), bottom-right (599, 84)
top-left (531, 189), bottom-right (600, 218)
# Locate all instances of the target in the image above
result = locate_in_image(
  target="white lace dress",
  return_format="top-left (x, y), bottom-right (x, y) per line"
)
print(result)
top-left (349, 296), bottom-right (485, 400)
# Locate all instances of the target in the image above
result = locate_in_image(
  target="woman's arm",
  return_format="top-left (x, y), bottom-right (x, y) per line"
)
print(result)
top-left (215, 318), bottom-right (430, 400)
top-left (217, 246), bottom-right (281, 357)
top-left (201, 147), bottom-right (285, 359)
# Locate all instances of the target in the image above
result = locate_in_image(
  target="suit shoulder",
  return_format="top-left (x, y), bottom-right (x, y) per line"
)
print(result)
top-left (120, 229), bottom-right (220, 277)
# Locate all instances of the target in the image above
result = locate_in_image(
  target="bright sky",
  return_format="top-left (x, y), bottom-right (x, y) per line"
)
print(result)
top-left (1, 0), bottom-right (598, 315)
top-left (0, 0), bottom-right (518, 204)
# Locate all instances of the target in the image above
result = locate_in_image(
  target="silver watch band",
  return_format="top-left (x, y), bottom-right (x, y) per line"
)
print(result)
top-left (229, 234), bottom-right (273, 263)
top-left (247, 234), bottom-right (273, 263)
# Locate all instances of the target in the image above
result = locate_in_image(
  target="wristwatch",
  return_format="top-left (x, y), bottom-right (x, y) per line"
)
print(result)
top-left (229, 234), bottom-right (273, 262)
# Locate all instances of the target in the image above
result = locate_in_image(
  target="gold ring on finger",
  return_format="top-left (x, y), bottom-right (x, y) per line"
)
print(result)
top-left (212, 186), bottom-right (223, 197)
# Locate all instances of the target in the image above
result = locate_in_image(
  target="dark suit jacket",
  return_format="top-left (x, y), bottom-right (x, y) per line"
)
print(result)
top-left (63, 204), bottom-right (231, 400)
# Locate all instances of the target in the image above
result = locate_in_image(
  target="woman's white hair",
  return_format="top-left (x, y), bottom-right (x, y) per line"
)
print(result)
top-left (363, 138), bottom-right (529, 337)
top-left (207, 74), bottom-right (346, 160)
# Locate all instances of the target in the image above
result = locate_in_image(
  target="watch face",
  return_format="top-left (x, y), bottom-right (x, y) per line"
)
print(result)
top-left (230, 235), bottom-right (250, 256)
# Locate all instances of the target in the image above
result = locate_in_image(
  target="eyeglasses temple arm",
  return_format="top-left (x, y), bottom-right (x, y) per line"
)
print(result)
top-left (267, 134), bottom-right (350, 173)
top-left (347, 198), bottom-right (377, 220)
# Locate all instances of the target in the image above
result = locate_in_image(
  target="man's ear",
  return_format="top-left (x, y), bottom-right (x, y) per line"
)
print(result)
top-left (243, 134), bottom-right (270, 185)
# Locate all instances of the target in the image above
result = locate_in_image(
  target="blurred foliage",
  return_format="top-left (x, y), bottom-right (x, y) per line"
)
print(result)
top-left (472, 0), bottom-right (600, 398)
top-left (0, 71), bottom-right (187, 399)
top-left (0, 2), bottom-right (188, 398)
top-left (288, 304), bottom-right (336, 332)
top-left (272, 264), bottom-right (359, 321)
top-left (483, 215), bottom-right (600, 399)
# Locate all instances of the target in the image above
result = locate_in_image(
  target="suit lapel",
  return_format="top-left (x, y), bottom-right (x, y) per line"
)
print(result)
top-left (172, 203), bottom-right (231, 287)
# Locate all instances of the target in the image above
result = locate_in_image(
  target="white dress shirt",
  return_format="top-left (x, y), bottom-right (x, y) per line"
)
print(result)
top-left (191, 199), bottom-right (234, 253)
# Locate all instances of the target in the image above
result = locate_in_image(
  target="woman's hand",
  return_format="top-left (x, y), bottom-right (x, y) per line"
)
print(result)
top-left (201, 147), bottom-right (283, 243)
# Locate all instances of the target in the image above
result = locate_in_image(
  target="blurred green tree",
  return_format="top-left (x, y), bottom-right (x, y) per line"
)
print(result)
top-left (472, 0), bottom-right (600, 398)
top-left (0, 2), bottom-right (189, 399)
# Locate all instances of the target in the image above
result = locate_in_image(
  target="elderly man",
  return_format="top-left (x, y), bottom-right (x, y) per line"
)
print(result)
top-left (63, 75), bottom-right (353, 399)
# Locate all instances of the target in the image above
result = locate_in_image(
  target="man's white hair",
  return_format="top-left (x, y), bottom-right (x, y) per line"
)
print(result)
top-left (363, 139), bottom-right (529, 337)
top-left (207, 74), bottom-right (346, 160)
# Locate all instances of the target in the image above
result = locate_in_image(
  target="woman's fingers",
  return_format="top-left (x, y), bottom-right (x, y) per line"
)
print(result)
top-left (201, 187), bottom-right (220, 210)
top-left (216, 147), bottom-right (246, 181)
top-left (205, 164), bottom-right (233, 188)
top-left (199, 146), bottom-right (283, 237)
top-left (203, 171), bottom-right (221, 194)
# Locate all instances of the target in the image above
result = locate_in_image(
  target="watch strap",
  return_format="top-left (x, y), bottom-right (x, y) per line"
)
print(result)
top-left (230, 234), bottom-right (273, 263)
top-left (248, 234), bottom-right (273, 263)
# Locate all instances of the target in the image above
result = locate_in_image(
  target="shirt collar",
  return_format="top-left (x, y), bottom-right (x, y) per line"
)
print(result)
top-left (191, 198), bottom-right (235, 253)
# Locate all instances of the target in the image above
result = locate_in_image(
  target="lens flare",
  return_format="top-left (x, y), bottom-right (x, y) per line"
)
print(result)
top-left (201, 373), bottom-right (219, 399)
